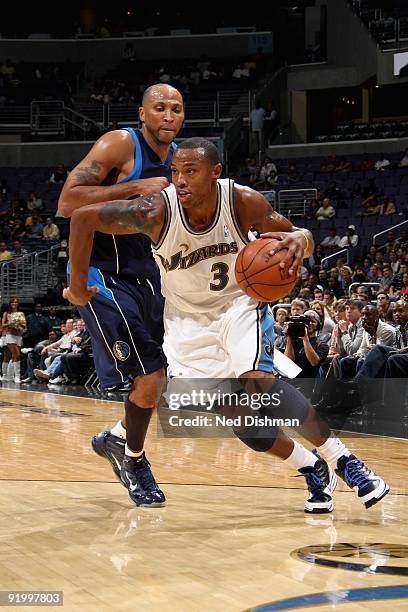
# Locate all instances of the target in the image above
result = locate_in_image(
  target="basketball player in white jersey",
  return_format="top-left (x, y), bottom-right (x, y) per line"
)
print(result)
top-left (64, 138), bottom-right (389, 512)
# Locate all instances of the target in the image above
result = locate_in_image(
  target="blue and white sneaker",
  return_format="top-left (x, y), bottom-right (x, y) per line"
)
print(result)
top-left (91, 431), bottom-right (125, 484)
top-left (299, 450), bottom-right (337, 514)
top-left (336, 454), bottom-right (389, 509)
top-left (120, 453), bottom-right (166, 507)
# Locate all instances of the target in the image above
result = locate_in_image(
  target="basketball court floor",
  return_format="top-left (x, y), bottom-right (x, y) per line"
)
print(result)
top-left (1, 385), bottom-right (408, 611)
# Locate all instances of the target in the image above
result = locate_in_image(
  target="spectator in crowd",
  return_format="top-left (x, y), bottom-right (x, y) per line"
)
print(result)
top-left (273, 307), bottom-right (288, 339)
top-left (339, 225), bottom-right (359, 248)
top-left (21, 329), bottom-right (59, 383)
top-left (43, 217), bottom-right (60, 241)
top-left (310, 299), bottom-right (335, 337)
top-left (339, 265), bottom-right (353, 293)
top-left (384, 231), bottom-right (398, 252)
top-left (320, 227), bottom-right (341, 253)
top-left (11, 239), bottom-right (28, 257)
top-left (10, 192), bottom-right (27, 215)
top-left (389, 252), bottom-right (400, 275)
top-left (327, 299), bottom-right (348, 362)
top-left (339, 304), bottom-right (396, 378)
top-left (381, 196), bottom-right (397, 216)
top-left (313, 285), bottom-right (324, 301)
top-left (305, 198), bottom-right (320, 220)
top-left (0, 241), bottom-right (12, 261)
top-left (376, 291), bottom-right (391, 321)
top-left (400, 272), bottom-right (408, 298)
top-left (323, 289), bottom-right (337, 316)
top-left (48, 164), bottom-right (68, 184)
top-left (27, 192), bottom-right (43, 212)
top-left (255, 156), bottom-right (277, 188)
top-left (336, 299), bottom-right (365, 369)
top-left (0, 296), bottom-right (26, 383)
top-left (56, 325), bottom-right (94, 384)
top-left (26, 215), bottom-right (44, 239)
top-left (249, 100), bottom-right (265, 154)
top-left (23, 303), bottom-right (51, 349)
top-left (379, 264), bottom-right (393, 292)
top-left (290, 298), bottom-right (306, 316)
top-left (280, 309), bottom-right (329, 396)
top-left (352, 265), bottom-right (367, 284)
top-left (316, 197), bottom-right (336, 220)
top-left (356, 285), bottom-right (372, 305)
top-left (45, 307), bottom-right (62, 332)
top-left (33, 319), bottom-right (78, 382)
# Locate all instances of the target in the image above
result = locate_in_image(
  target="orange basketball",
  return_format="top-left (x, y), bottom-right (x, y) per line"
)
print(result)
top-left (234, 238), bottom-right (299, 302)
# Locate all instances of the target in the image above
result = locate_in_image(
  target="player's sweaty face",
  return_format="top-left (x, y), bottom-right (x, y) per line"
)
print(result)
top-left (171, 149), bottom-right (214, 207)
top-left (140, 91), bottom-right (184, 144)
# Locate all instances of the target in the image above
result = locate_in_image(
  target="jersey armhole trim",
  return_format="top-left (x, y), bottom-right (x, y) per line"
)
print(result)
top-left (229, 180), bottom-right (248, 245)
top-left (152, 191), bottom-right (171, 250)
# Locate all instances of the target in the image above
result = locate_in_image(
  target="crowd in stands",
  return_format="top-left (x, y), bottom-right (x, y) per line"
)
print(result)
top-left (89, 50), bottom-right (269, 107)
top-left (349, 0), bottom-right (408, 47)
top-left (0, 60), bottom-right (79, 105)
top-left (314, 120), bottom-right (408, 144)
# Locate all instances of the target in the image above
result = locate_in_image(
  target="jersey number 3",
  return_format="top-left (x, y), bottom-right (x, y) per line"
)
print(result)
top-left (210, 262), bottom-right (229, 291)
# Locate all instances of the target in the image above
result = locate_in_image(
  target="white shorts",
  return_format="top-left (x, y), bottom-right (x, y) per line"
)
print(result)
top-left (163, 294), bottom-right (275, 378)
top-left (4, 334), bottom-right (23, 347)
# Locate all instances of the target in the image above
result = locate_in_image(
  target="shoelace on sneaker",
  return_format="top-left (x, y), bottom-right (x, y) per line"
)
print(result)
top-left (134, 460), bottom-right (160, 493)
top-left (296, 470), bottom-right (325, 495)
top-left (343, 458), bottom-right (371, 488)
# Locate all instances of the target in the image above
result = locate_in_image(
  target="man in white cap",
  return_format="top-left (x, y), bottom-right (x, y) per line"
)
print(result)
top-left (339, 225), bottom-right (359, 248)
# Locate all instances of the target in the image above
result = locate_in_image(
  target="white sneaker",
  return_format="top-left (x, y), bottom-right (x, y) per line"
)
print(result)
top-left (21, 348), bottom-right (33, 355)
top-left (48, 375), bottom-right (65, 385)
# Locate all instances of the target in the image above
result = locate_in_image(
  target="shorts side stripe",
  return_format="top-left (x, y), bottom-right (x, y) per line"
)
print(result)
top-left (88, 302), bottom-right (125, 383)
top-left (252, 302), bottom-right (262, 370)
top-left (97, 270), bottom-right (146, 375)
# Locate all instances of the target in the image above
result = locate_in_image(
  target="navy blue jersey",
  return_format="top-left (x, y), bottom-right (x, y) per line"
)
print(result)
top-left (89, 128), bottom-right (176, 279)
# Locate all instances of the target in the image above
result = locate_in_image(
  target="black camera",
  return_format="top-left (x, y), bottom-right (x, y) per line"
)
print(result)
top-left (287, 315), bottom-right (311, 338)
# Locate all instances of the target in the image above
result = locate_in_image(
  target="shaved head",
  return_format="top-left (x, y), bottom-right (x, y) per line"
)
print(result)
top-left (141, 84), bottom-right (183, 106)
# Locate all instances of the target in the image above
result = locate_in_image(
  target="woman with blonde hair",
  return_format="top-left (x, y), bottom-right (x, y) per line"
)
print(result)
top-left (1, 296), bottom-right (26, 383)
top-left (310, 299), bottom-right (335, 336)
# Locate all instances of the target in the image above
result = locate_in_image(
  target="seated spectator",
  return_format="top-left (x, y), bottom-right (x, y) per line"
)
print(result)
top-left (43, 217), bottom-right (60, 241)
top-left (11, 239), bottom-right (28, 257)
top-left (232, 63), bottom-right (250, 79)
top-left (316, 197), bottom-right (336, 220)
top-left (297, 288), bottom-right (312, 304)
top-left (274, 307), bottom-right (288, 339)
top-left (27, 192), bottom-right (43, 212)
top-left (49, 323), bottom-right (93, 385)
top-left (10, 192), bottom-right (27, 214)
top-left (375, 155), bottom-right (391, 172)
top-left (339, 304), bottom-right (396, 379)
top-left (255, 156), bottom-right (277, 188)
top-left (359, 153), bottom-right (374, 171)
top-left (45, 307), bottom-right (62, 332)
top-left (399, 272), bottom-right (408, 299)
top-left (384, 231), bottom-right (398, 253)
top-left (352, 266), bottom-right (367, 284)
top-left (338, 225), bottom-right (359, 248)
top-left (48, 164), bottom-right (68, 184)
top-left (327, 299), bottom-right (348, 361)
top-left (290, 298), bottom-right (305, 316)
top-left (313, 285), bottom-right (324, 302)
top-left (21, 330), bottom-right (58, 383)
top-left (33, 318), bottom-right (78, 382)
top-left (339, 265), bottom-right (353, 293)
top-left (0, 241), bottom-right (12, 261)
top-left (323, 289), bottom-right (337, 317)
top-left (379, 264), bottom-right (393, 291)
top-left (26, 215), bottom-right (44, 239)
top-left (305, 198), bottom-right (320, 220)
top-left (389, 252), bottom-right (400, 275)
top-left (311, 299), bottom-right (335, 336)
top-left (320, 227), bottom-right (341, 252)
top-left (376, 291), bottom-right (391, 321)
top-left (398, 149), bottom-right (408, 168)
top-left (356, 285), bottom-right (371, 306)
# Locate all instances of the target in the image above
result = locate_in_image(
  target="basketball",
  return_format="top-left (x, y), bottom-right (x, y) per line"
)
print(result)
top-left (235, 238), bottom-right (299, 302)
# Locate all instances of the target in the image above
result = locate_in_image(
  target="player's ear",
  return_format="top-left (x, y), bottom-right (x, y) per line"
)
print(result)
top-left (139, 106), bottom-right (145, 124)
top-left (212, 162), bottom-right (223, 179)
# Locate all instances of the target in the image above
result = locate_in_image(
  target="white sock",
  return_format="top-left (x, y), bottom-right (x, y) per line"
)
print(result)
top-left (125, 444), bottom-right (143, 459)
top-left (110, 420), bottom-right (126, 440)
top-left (284, 440), bottom-right (318, 470)
top-left (316, 436), bottom-right (351, 468)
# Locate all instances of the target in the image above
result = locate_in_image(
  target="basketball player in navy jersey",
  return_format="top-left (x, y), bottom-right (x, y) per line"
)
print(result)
top-left (58, 84), bottom-right (184, 506)
top-left (64, 138), bottom-right (389, 512)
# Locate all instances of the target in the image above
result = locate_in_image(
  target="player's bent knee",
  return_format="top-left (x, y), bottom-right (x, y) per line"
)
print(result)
top-left (233, 426), bottom-right (278, 452)
top-left (129, 368), bottom-right (165, 408)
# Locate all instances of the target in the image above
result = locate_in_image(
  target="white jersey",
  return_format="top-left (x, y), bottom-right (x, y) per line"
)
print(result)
top-left (153, 179), bottom-right (249, 313)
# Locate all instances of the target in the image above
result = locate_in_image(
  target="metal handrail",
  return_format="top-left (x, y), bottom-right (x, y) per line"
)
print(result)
top-left (320, 248), bottom-right (349, 269)
top-left (348, 282), bottom-right (380, 296)
top-left (372, 219), bottom-right (408, 246)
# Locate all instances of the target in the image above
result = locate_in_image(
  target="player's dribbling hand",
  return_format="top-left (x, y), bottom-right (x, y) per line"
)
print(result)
top-left (129, 177), bottom-right (170, 196)
top-left (259, 231), bottom-right (304, 275)
top-left (63, 285), bottom-right (99, 306)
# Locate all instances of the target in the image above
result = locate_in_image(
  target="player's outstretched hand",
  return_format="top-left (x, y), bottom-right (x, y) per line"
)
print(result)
top-left (63, 285), bottom-right (99, 306)
top-left (259, 231), bottom-right (304, 275)
top-left (128, 177), bottom-right (169, 197)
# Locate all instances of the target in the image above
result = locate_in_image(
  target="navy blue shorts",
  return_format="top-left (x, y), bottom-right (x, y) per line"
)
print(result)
top-left (76, 267), bottom-right (165, 388)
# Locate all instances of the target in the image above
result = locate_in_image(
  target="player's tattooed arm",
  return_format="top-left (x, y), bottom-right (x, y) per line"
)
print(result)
top-left (98, 194), bottom-right (165, 238)
top-left (74, 160), bottom-right (103, 184)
